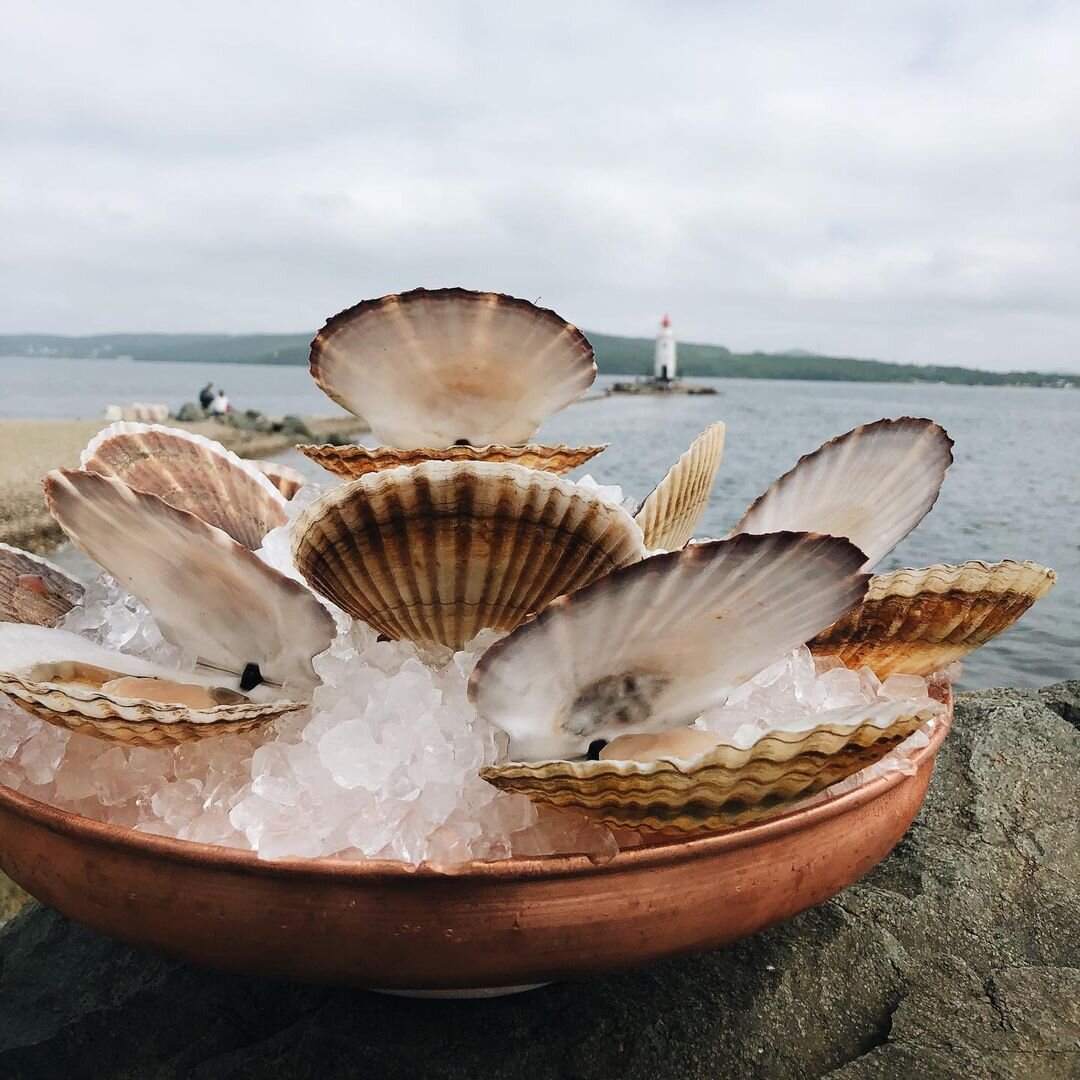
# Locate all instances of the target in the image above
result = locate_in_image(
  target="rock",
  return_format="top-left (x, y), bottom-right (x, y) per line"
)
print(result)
top-left (276, 415), bottom-right (314, 439)
top-left (174, 402), bottom-right (207, 422)
top-left (0, 684), bottom-right (1076, 1079)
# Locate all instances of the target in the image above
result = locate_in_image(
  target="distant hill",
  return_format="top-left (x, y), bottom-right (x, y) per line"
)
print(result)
top-left (2, 331), bottom-right (1077, 389)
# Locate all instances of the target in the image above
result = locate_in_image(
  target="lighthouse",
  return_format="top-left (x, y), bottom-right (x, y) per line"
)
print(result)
top-left (653, 314), bottom-right (677, 382)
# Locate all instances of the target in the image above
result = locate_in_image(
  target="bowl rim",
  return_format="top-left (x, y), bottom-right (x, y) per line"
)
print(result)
top-left (0, 692), bottom-right (952, 886)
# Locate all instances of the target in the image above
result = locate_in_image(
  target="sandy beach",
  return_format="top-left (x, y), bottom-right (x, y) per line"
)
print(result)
top-left (0, 416), bottom-right (366, 553)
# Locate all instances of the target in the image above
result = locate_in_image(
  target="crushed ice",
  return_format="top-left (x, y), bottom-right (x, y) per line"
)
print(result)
top-left (0, 473), bottom-right (945, 867)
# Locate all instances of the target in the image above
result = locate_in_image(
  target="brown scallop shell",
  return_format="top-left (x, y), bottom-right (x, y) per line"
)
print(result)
top-left (297, 442), bottom-right (607, 481)
top-left (309, 288), bottom-right (597, 447)
top-left (808, 560), bottom-right (1056, 678)
top-left (0, 543), bottom-right (84, 627)
top-left (251, 459), bottom-right (306, 499)
top-left (291, 461), bottom-right (647, 648)
top-left (80, 422), bottom-right (287, 550)
top-left (635, 422), bottom-right (725, 550)
top-left (481, 702), bottom-right (939, 833)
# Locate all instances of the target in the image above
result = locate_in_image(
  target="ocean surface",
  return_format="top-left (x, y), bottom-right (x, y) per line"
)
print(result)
top-left (6, 355), bottom-right (1076, 689)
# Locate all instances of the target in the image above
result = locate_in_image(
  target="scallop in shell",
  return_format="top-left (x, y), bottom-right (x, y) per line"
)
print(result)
top-left (481, 697), bottom-right (942, 832)
top-left (634, 422), bottom-right (725, 551)
top-left (808, 559), bottom-right (1056, 678)
top-left (252, 459), bottom-right (306, 499)
top-left (731, 417), bottom-right (953, 569)
top-left (291, 461), bottom-right (647, 648)
top-left (80, 422), bottom-right (287, 549)
top-left (309, 288), bottom-right (597, 446)
top-left (468, 531), bottom-right (871, 761)
top-left (296, 441), bottom-right (607, 480)
top-left (0, 543), bottom-right (84, 627)
top-left (0, 625), bottom-right (301, 746)
top-left (44, 469), bottom-right (335, 692)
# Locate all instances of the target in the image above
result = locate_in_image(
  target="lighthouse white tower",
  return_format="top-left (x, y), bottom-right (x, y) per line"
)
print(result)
top-left (653, 314), bottom-right (677, 382)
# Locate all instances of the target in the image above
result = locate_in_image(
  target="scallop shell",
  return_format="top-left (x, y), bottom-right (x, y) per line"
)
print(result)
top-left (635, 422), bottom-right (725, 550)
top-left (80, 422), bottom-right (287, 549)
top-left (468, 532), bottom-right (870, 761)
top-left (309, 288), bottom-right (597, 446)
top-left (0, 625), bottom-right (301, 746)
top-left (732, 417), bottom-right (954, 569)
top-left (45, 469), bottom-right (335, 692)
top-left (291, 461), bottom-right (647, 648)
top-left (252, 459), bottom-right (306, 499)
top-left (481, 700), bottom-right (940, 833)
top-left (808, 560), bottom-right (1056, 678)
top-left (0, 543), bottom-right (84, 627)
top-left (296, 442), bottom-right (607, 481)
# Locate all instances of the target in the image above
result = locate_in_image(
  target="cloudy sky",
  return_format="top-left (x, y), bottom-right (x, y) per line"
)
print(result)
top-left (3, 2), bottom-right (1079, 371)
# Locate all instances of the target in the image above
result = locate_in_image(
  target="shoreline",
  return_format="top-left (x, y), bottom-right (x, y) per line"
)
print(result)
top-left (0, 416), bottom-right (367, 554)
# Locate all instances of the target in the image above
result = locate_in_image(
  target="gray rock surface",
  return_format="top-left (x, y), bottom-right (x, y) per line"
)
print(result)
top-left (0, 684), bottom-right (1076, 1080)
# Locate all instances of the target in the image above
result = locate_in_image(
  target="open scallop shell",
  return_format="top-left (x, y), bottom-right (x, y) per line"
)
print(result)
top-left (80, 422), bottom-right (287, 550)
top-left (808, 560), bottom-right (1056, 677)
top-left (296, 442), bottom-right (607, 481)
top-left (309, 288), bottom-right (597, 446)
top-left (635, 422), bottom-right (725, 550)
top-left (731, 418), bottom-right (953, 569)
top-left (0, 626), bottom-right (302, 746)
top-left (0, 543), bottom-right (84, 627)
top-left (469, 532), bottom-right (870, 761)
top-left (481, 699), bottom-right (940, 832)
top-left (291, 461), bottom-right (647, 648)
top-left (252, 459), bottom-right (306, 499)
top-left (45, 470), bottom-right (335, 692)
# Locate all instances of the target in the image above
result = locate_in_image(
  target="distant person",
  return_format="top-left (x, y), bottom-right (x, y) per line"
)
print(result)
top-left (198, 382), bottom-right (215, 410)
top-left (209, 390), bottom-right (231, 417)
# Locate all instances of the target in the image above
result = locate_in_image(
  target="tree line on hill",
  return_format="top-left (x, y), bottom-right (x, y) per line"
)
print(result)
top-left (1, 332), bottom-right (1076, 388)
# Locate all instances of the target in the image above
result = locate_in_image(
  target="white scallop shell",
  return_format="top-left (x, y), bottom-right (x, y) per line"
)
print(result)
top-left (635, 422), bottom-right (725, 550)
top-left (81, 422), bottom-right (287, 550)
top-left (309, 288), bottom-right (597, 446)
top-left (0, 543), bottom-right (84, 627)
top-left (291, 461), bottom-right (647, 649)
top-left (469, 531), bottom-right (870, 761)
top-left (0, 625), bottom-right (301, 745)
top-left (44, 469), bottom-right (335, 692)
top-left (731, 418), bottom-right (953, 569)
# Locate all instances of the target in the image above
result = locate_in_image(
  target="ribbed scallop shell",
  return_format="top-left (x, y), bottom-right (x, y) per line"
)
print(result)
top-left (732, 417), bottom-right (954, 570)
top-left (309, 288), bottom-right (597, 446)
top-left (0, 626), bottom-right (301, 746)
top-left (0, 543), bottom-right (84, 627)
top-left (45, 469), bottom-right (335, 692)
top-left (297, 442), bottom-right (607, 481)
top-left (808, 560), bottom-right (1056, 678)
top-left (635, 422), bottom-right (725, 550)
top-left (80, 422), bottom-right (287, 550)
top-left (469, 533), bottom-right (870, 761)
top-left (252, 459), bottom-right (306, 499)
top-left (481, 700), bottom-right (940, 832)
top-left (291, 461), bottom-right (647, 648)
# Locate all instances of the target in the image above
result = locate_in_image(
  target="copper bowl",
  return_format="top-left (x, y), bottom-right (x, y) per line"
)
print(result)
top-left (0, 694), bottom-right (951, 994)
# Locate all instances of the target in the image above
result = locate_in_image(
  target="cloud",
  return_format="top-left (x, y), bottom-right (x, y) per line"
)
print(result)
top-left (2, 0), bottom-right (1079, 371)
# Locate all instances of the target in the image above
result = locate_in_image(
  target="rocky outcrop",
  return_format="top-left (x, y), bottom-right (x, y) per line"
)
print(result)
top-left (0, 684), bottom-right (1076, 1079)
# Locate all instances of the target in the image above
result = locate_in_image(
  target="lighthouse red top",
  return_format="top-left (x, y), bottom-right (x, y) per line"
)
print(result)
top-left (662, 314), bottom-right (671, 328)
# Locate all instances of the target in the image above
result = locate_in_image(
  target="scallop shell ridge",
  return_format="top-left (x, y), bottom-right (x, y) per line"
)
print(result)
top-left (808, 559), bottom-right (1056, 677)
top-left (291, 460), bottom-right (647, 648)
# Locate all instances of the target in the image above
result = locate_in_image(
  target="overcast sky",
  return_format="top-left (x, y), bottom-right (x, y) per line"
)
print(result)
top-left (3, 2), bottom-right (1079, 371)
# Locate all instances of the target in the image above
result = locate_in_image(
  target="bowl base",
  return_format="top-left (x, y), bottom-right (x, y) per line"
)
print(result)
top-left (368, 982), bottom-right (550, 999)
